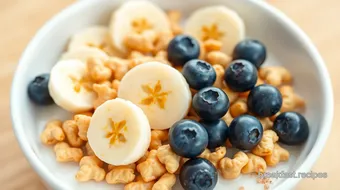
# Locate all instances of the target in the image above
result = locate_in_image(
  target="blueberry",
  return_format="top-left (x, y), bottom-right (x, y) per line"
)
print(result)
top-left (232, 39), bottom-right (266, 68)
top-left (167, 35), bottom-right (200, 66)
top-left (224, 59), bottom-right (258, 92)
top-left (247, 84), bottom-right (282, 117)
top-left (169, 119), bottom-right (208, 158)
top-left (192, 87), bottom-right (229, 121)
top-left (182, 59), bottom-right (216, 90)
top-left (200, 119), bottom-right (229, 149)
top-left (229, 115), bottom-right (263, 150)
top-left (27, 73), bottom-right (54, 105)
top-left (273, 112), bottom-right (309, 145)
top-left (180, 158), bottom-right (218, 190)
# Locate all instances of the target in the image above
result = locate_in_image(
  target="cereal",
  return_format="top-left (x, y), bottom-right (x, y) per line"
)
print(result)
top-left (93, 83), bottom-right (117, 109)
top-left (258, 117), bottom-right (274, 131)
top-left (280, 85), bottom-right (305, 112)
top-left (152, 173), bottom-right (176, 190)
top-left (222, 85), bottom-right (239, 103)
top-left (212, 64), bottom-right (225, 89)
top-left (85, 142), bottom-right (95, 156)
top-left (106, 164), bottom-right (136, 184)
top-left (264, 143), bottom-right (290, 166)
top-left (137, 151), bottom-right (150, 165)
top-left (105, 57), bottom-right (130, 80)
top-left (241, 153), bottom-right (267, 174)
top-left (167, 10), bottom-right (183, 35)
top-left (41, 120), bottom-right (65, 145)
top-left (259, 66), bottom-right (292, 87)
top-left (230, 98), bottom-right (247, 118)
top-left (74, 114), bottom-right (91, 141)
top-left (62, 120), bottom-right (84, 147)
top-left (124, 175), bottom-right (155, 190)
top-left (76, 156), bottom-right (106, 182)
top-left (203, 39), bottom-right (222, 52)
top-left (206, 51), bottom-right (232, 68)
top-left (54, 142), bottom-right (83, 162)
top-left (124, 30), bottom-right (157, 53)
top-left (112, 79), bottom-right (120, 91)
top-left (156, 145), bottom-right (181, 174)
top-left (149, 130), bottom-right (169, 150)
top-left (154, 31), bottom-right (173, 54)
top-left (87, 57), bottom-right (112, 82)
top-left (137, 150), bottom-right (167, 182)
top-left (219, 151), bottom-right (249, 179)
top-left (222, 111), bottom-right (234, 126)
top-left (199, 147), bottom-right (226, 167)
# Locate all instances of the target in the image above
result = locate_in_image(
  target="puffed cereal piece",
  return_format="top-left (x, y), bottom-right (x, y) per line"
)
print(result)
top-left (85, 142), bottom-right (95, 156)
top-left (154, 50), bottom-right (172, 66)
top-left (157, 145), bottom-right (181, 174)
top-left (218, 151), bottom-right (248, 179)
top-left (259, 66), bottom-right (292, 87)
top-left (93, 83), bottom-right (117, 109)
top-left (62, 120), bottom-right (84, 147)
top-left (129, 55), bottom-right (155, 69)
top-left (74, 114), bottom-right (91, 141)
top-left (54, 142), bottom-right (83, 162)
top-left (41, 120), bottom-right (65, 145)
top-left (154, 31), bottom-right (173, 54)
top-left (252, 130), bottom-right (279, 156)
top-left (73, 111), bottom-right (93, 119)
top-left (105, 57), bottom-right (130, 80)
top-left (280, 85), bottom-right (305, 112)
top-left (124, 30), bottom-right (157, 53)
top-left (137, 150), bottom-right (167, 182)
top-left (222, 85), bottom-right (239, 104)
top-left (230, 98), bottom-right (247, 118)
top-left (106, 164), bottom-right (136, 184)
top-left (203, 39), bottom-right (222, 52)
top-left (199, 147), bottom-right (226, 167)
top-left (150, 130), bottom-right (169, 150)
top-left (87, 57), bottom-right (112, 82)
top-left (112, 79), bottom-right (120, 91)
top-left (264, 143), bottom-right (289, 166)
top-left (206, 51), bottom-right (232, 68)
top-left (213, 64), bottom-right (225, 89)
top-left (152, 173), bottom-right (176, 190)
top-left (167, 10), bottom-right (183, 35)
top-left (124, 175), bottom-right (155, 190)
top-left (199, 41), bottom-right (206, 60)
top-left (137, 151), bottom-right (149, 164)
top-left (222, 111), bottom-right (234, 126)
top-left (76, 156), bottom-right (106, 182)
top-left (258, 117), bottom-right (273, 131)
top-left (241, 153), bottom-right (267, 174)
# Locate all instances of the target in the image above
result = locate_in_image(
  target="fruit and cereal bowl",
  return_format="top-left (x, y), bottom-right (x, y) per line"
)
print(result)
top-left (11, 0), bottom-right (333, 190)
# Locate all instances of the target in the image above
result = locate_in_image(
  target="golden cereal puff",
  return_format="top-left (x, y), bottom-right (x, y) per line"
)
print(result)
top-left (185, 6), bottom-right (245, 55)
top-left (118, 62), bottom-right (192, 130)
top-left (87, 98), bottom-right (151, 165)
top-left (109, 0), bottom-right (171, 53)
top-left (61, 46), bottom-right (109, 64)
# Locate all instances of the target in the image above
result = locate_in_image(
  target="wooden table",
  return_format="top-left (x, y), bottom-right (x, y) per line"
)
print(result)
top-left (1, 0), bottom-right (339, 189)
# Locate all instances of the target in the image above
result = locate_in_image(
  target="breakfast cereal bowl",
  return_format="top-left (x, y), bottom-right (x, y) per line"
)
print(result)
top-left (11, 0), bottom-right (333, 189)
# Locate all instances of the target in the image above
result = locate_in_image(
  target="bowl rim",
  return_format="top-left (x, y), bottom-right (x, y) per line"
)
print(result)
top-left (10, 0), bottom-right (334, 189)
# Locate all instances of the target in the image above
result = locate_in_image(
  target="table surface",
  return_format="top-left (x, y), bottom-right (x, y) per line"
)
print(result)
top-left (1, 0), bottom-right (339, 189)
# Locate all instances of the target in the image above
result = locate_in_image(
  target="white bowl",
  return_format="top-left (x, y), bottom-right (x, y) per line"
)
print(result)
top-left (11, 0), bottom-right (333, 189)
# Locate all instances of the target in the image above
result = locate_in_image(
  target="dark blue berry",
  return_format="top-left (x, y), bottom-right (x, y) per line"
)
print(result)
top-left (232, 39), bottom-right (266, 68)
top-left (224, 59), bottom-right (258, 92)
top-left (273, 112), bottom-right (309, 145)
top-left (169, 119), bottom-right (208, 158)
top-left (229, 115), bottom-right (263, 150)
top-left (27, 73), bottom-right (54, 105)
top-left (247, 84), bottom-right (282, 117)
top-left (167, 35), bottom-right (200, 66)
top-left (180, 158), bottom-right (218, 190)
top-left (200, 119), bottom-right (229, 149)
top-left (182, 59), bottom-right (216, 90)
top-left (192, 87), bottom-right (229, 121)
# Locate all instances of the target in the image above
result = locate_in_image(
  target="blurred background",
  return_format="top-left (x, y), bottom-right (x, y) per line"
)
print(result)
top-left (1, 0), bottom-right (339, 189)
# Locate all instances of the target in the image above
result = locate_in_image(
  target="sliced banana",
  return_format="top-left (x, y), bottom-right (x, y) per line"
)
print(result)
top-left (185, 5), bottom-right (245, 55)
top-left (87, 98), bottom-right (151, 165)
top-left (110, 0), bottom-right (171, 53)
top-left (49, 59), bottom-right (96, 113)
top-left (118, 62), bottom-right (191, 130)
top-left (68, 26), bottom-right (123, 57)
top-left (61, 46), bottom-right (109, 63)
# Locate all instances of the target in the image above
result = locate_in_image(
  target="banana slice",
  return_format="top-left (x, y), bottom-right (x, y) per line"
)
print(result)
top-left (68, 26), bottom-right (123, 57)
top-left (87, 98), bottom-right (151, 165)
top-left (110, 0), bottom-right (171, 53)
top-left (118, 62), bottom-right (191, 130)
top-left (61, 46), bottom-right (109, 63)
top-left (185, 6), bottom-right (245, 55)
top-left (49, 59), bottom-right (96, 113)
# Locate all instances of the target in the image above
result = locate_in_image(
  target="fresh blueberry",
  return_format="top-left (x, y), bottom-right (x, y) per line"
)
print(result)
top-left (180, 158), bottom-right (218, 190)
top-left (200, 119), bottom-right (229, 149)
top-left (273, 112), bottom-right (309, 145)
top-left (224, 59), bottom-right (258, 92)
top-left (182, 59), bottom-right (216, 90)
top-left (232, 39), bottom-right (266, 68)
top-left (27, 73), bottom-right (54, 105)
top-left (247, 84), bottom-right (282, 117)
top-left (169, 119), bottom-right (208, 158)
top-left (192, 87), bottom-right (229, 121)
top-left (167, 35), bottom-right (200, 66)
top-left (229, 115), bottom-right (263, 150)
